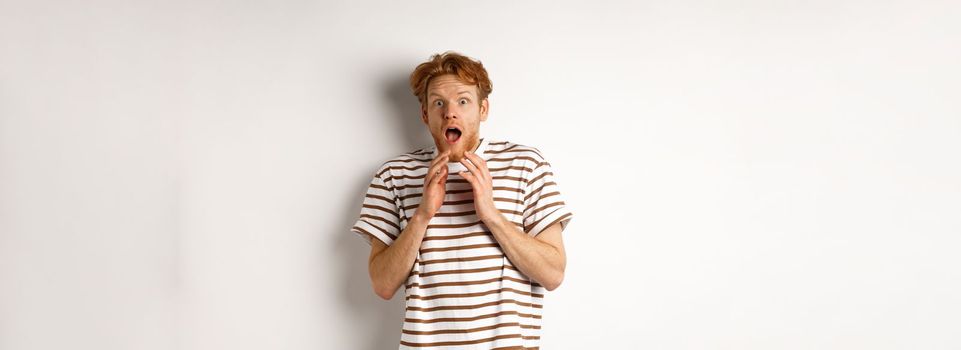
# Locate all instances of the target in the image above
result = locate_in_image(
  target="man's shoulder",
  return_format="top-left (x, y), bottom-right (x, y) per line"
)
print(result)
top-left (486, 139), bottom-right (548, 163)
top-left (371, 146), bottom-right (435, 174)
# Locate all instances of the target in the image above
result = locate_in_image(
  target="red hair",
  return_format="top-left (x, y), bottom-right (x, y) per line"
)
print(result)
top-left (409, 51), bottom-right (493, 106)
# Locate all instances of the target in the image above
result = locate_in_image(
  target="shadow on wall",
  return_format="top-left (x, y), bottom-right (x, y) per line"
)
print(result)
top-left (333, 212), bottom-right (406, 350)
top-left (331, 71), bottom-right (430, 350)
top-left (384, 68), bottom-right (432, 151)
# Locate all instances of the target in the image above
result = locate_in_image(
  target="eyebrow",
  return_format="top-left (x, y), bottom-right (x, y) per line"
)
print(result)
top-left (428, 91), bottom-right (475, 98)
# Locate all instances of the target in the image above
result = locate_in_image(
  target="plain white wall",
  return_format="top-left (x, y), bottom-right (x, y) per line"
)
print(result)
top-left (2, 0), bottom-right (959, 349)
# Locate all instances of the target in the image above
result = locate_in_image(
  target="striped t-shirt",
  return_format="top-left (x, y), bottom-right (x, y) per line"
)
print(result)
top-left (351, 137), bottom-right (573, 349)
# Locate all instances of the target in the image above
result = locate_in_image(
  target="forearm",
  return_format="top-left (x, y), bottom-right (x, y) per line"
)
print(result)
top-left (368, 212), bottom-right (430, 299)
top-left (485, 214), bottom-right (565, 290)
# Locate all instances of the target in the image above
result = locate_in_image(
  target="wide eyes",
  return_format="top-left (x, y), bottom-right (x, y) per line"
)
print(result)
top-left (433, 98), bottom-right (470, 107)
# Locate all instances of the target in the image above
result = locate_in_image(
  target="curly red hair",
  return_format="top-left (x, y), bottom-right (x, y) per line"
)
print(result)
top-left (409, 51), bottom-right (493, 106)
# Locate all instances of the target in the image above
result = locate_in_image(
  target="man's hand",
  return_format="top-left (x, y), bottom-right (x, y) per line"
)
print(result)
top-left (459, 151), bottom-right (569, 290)
top-left (458, 152), bottom-right (500, 224)
top-left (415, 150), bottom-right (450, 220)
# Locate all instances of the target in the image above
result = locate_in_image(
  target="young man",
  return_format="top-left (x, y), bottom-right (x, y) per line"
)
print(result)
top-left (351, 51), bottom-right (573, 349)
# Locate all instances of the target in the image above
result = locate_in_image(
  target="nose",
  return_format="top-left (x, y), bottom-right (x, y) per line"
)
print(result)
top-left (443, 108), bottom-right (457, 120)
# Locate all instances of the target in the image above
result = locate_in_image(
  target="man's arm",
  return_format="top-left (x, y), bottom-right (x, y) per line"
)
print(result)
top-left (367, 150), bottom-right (450, 300)
top-left (458, 151), bottom-right (568, 291)
top-left (485, 217), bottom-right (566, 291)
top-left (368, 213), bottom-right (429, 300)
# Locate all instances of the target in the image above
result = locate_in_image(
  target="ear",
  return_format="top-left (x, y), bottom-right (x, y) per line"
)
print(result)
top-left (420, 104), bottom-right (429, 125)
top-left (480, 98), bottom-right (489, 122)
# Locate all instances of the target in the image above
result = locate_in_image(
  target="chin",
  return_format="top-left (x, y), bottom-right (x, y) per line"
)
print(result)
top-left (436, 143), bottom-right (463, 162)
top-left (448, 149), bottom-right (466, 162)
top-left (434, 134), bottom-right (471, 162)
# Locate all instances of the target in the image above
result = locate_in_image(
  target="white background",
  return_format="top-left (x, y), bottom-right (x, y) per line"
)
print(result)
top-left (2, 0), bottom-right (959, 349)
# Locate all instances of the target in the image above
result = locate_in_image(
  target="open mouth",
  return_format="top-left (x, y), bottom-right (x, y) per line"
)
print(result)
top-left (445, 127), bottom-right (462, 144)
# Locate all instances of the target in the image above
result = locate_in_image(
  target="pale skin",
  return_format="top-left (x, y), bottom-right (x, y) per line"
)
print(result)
top-left (367, 75), bottom-right (566, 300)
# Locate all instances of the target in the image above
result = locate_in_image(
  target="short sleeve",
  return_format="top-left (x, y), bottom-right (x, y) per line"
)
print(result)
top-left (523, 157), bottom-right (573, 237)
top-left (350, 165), bottom-right (402, 246)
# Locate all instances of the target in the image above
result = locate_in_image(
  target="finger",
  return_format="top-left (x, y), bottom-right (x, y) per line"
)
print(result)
top-left (463, 153), bottom-right (489, 181)
top-left (427, 151), bottom-right (450, 177)
top-left (430, 150), bottom-right (451, 167)
top-left (425, 155), bottom-right (449, 185)
top-left (460, 158), bottom-right (482, 182)
top-left (431, 163), bottom-right (449, 187)
top-left (459, 170), bottom-right (476, 188)
top-left (429, 153), bottom-right (450, 171)
top-left (436, 165), bottom-right (448, 185)
top-left (424, 164), bottom-right (436, 185)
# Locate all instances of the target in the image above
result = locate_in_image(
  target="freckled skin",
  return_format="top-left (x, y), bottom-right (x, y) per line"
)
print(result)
top-left (420, 74), bottom-right (489, 162)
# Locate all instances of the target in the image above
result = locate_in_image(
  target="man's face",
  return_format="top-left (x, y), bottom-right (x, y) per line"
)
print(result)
top-left (421, 74), bottom-right (489, 162)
